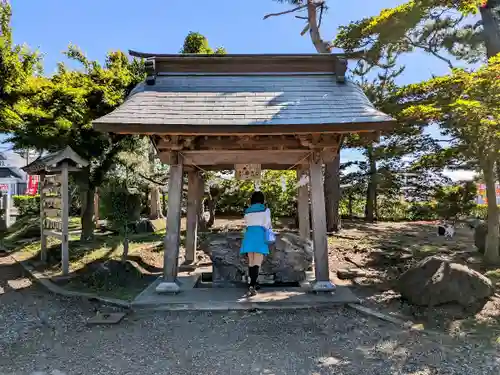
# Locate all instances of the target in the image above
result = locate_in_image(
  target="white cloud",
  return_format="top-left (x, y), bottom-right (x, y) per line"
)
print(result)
top-left (443, 169), bottom-right (476, 181)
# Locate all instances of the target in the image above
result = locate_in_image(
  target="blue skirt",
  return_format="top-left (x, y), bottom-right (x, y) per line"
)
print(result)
top-left (240, 226), bottom-right (269, 255)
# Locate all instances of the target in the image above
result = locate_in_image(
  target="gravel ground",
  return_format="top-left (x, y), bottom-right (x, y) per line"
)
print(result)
top-left (1, 253), bottom-right (499, 375)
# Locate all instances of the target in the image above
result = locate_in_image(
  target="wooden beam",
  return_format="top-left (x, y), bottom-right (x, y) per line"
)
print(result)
top-left (160, 149), bottom-right (339, 167)
top-left (93, 120), bottom-right (397, 136)
top-left (182, 150), bottom-right (312, 166)
top-left (185, 170), bottom-right (199, 264)
top-left (145, 58), bottom-right (156, 85)
top-left (129, 51), bottom-right (366, 60)
top-left (155, 134), bottom-right (342, 151)
top-left (309, 154), bottom-right (335, 292)
top-left (157, 155), bottom-right (184, 293)
top-left (335, 58), bottom-right (348, 83)
top-left (296, 166), bottom-right (310, 240)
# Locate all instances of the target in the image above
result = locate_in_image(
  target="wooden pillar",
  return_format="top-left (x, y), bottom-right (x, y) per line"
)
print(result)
top-left (2, 193), bottom-right (11, 229)
top-left (39, 173), bottom-right (47, 262)
top-left (324, 154), bottom-right (342, 232)
top-left (309, 155), bottom-right (336, 292)
top-left (197, 173), bottom-right (206, 231)
top-left (296, 166), bottom-right (310, 240)
top-left (156, 155), bottom-right (184, 293)
top-left (61, 162), bottom-right (70, 276)
top-left (185, 170), bottom-right (199, 264)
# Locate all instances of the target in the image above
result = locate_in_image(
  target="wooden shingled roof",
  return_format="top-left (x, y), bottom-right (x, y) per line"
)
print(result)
top-left (92, 53), bottom-right (395, 135)
top-left (22, 146), bottom-right (89, 175)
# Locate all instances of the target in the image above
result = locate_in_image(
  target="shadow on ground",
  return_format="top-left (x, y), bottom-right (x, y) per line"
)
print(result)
top-left (328, 220), bottom-right (500, 346)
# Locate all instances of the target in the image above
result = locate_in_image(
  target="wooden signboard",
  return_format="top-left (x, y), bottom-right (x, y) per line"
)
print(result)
top-left (22, 147), bottom-right (89, 276)
top-left (235, 164), bottom-right (261, 181)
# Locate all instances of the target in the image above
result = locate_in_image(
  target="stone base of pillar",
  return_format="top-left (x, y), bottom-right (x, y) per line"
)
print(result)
top-left (155, 281), bottom-right (181, 294)
top-left (311, 280), bottom-right (337, 292)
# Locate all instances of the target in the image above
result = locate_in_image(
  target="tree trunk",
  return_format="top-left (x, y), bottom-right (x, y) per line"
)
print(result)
top-left (80, 185), bottom-right (96, 241)
top-left (149, 186), bottom-right (163, 219)
top-left (148, 143), bottom-right (163, 219)
top-left (162, 191), bottom-right (167, 216)
top-left (206, 198), bottom-right (216, 228)
top-left (348, 195), bottom-right (353, 219)
top-left (121, 235), bottom-right (129, 263)
top-left (305, 0), bottom-right (342, 232)
top-left (324, 155), bottom-right (341, 232)
top-left (365, 146), bottom-right (377, 222)
top-left (93, 189), bottom-right (99, 228)
top-left (196, 174), bottom-right (208, 231)
top-left (481, 155), bottom-right (500, 263)
top-left (480, 1), bottom-right (500, 58)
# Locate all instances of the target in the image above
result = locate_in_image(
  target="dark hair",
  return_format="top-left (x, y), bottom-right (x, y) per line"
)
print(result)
top-left (250, 191), bottom-right (265, 205)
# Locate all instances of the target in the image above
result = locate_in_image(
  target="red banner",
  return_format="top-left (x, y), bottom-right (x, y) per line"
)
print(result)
top-left (26, 175), bottom-right (39, 195)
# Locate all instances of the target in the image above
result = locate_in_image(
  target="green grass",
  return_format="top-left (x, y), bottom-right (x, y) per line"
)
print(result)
top-left (1, 214), bottom-right (168, 300)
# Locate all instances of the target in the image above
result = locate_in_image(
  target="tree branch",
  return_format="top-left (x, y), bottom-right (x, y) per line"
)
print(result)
top-left (263, 4), bottom-right (307, 20)
top-left (306, 0), bottom-right (330, 53)
top-left (137, 172), bottom-right (166, 186)
top-left (404, 36), bottom-right (455, 70)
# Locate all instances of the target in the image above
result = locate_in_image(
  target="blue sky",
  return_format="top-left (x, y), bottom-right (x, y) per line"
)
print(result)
top-left (9, 0), bottom-right (474, 180)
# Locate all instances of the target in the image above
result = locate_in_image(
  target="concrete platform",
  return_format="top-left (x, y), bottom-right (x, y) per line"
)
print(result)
top-left (131, 277), bottom-right (360, 311)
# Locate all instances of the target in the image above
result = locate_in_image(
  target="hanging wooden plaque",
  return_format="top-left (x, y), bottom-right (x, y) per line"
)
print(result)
top-left (235, 164), bottom-right (261, 181)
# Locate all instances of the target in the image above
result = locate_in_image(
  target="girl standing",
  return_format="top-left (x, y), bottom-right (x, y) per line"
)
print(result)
top-left (240, 191), bottom-right (272, 296)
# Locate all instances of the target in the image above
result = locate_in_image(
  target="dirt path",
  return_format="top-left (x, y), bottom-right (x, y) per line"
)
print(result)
top-left (1, 253), bottom-right (499, 375)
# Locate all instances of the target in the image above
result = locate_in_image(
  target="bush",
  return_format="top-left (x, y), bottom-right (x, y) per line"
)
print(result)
top-left (13, 195), bottom-right (40, 217)
top-left (378, 199), bottom-right (410, 221)
top-left (407, 202), bottom-right (438, 221)
top-left (471, 204), bottom-right (489, 219)
top-left (100, 189), bottom-right (142, 231)
top-left (215, 170), bottom-right (297, 217)
top-left (433, 182), bottom-right (477, 219)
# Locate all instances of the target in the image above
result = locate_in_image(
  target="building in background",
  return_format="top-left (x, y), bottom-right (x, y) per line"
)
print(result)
top-left (0, 150), bottom-right (29, 195)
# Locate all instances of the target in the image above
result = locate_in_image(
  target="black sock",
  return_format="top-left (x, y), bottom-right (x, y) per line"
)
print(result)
top-left (250, 265), bottom-right (259, 287)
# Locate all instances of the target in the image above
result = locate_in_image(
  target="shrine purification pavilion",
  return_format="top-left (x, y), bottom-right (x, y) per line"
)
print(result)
top-left (93, 52), bottom-right (395, 294)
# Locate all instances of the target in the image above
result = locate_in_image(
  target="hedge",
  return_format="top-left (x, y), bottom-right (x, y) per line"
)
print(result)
top-left (13, 195), bottom-right (40, 217)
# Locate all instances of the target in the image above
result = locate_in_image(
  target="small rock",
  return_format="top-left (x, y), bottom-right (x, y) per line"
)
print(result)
top-left (135, 218), bottom-right (156, 233)
top-left (337, 268), bottom-right (367, 280)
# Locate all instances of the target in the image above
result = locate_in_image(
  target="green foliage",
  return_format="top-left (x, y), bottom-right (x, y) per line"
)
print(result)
top-left (215, 170), bottom-right (297, 217)
top-left (400, 55), bottom-right (500, 170)
top-left (13, 195), bottom-right (40, 217)
top-left (433, 181), bottom-right (477, 219)
top-left (334, 0), bottom-right (485, 64)
top-left (180, 32), bottom-right (226, 54)
top-left (406, 202), bottom-right (439, 221)
top-left (7, 44), bottom-right (146, 190)
top-left (100, 188), bottom-right (142, 231)
top-left (471, 204), bottom-right (490, 219)
top-left (0, 2), bottom-right (42, 131)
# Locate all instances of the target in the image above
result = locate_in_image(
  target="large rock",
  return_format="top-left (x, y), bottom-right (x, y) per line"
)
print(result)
top-left (200, 231), bottom-right (313, 286)
top-left (395, 256), bottom-right (494, 307)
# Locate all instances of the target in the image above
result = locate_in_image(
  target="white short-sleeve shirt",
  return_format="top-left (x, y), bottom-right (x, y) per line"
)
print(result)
top-left (244, 208), bottom-right (272, 229)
